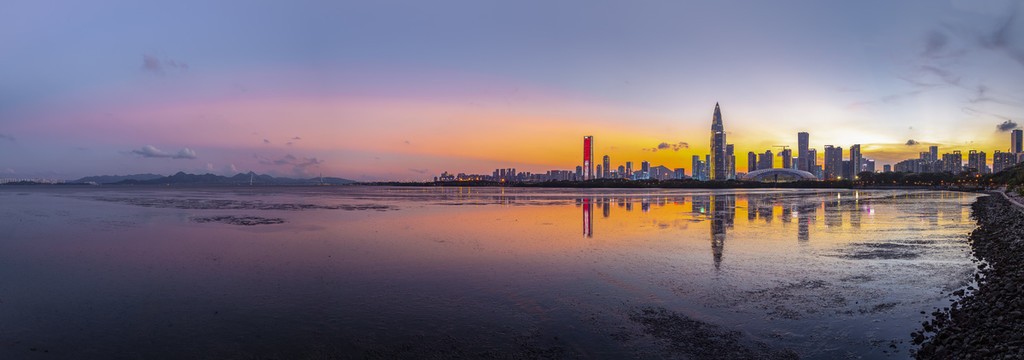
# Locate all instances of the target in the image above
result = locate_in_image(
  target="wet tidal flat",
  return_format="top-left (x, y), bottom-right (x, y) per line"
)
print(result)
top-left (0, 186), bottom-right (979, 359)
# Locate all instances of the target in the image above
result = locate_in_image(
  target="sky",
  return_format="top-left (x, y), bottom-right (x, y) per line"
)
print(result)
top-left (2, 0), bottom-right (1024, 181)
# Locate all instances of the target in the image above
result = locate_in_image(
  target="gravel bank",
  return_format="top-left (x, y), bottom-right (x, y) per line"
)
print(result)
top-left (913, 194), bottom-right (1024, 359)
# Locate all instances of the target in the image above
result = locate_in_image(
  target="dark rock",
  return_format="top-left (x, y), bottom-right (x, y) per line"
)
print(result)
top-left (914, 194), bottom-right (1024, 359)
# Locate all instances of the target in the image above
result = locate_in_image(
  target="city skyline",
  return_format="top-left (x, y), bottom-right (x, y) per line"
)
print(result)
top-left (2, 1), bottom-right (1024, 181)
top-left (437, 102), bottom-right (1019, 182)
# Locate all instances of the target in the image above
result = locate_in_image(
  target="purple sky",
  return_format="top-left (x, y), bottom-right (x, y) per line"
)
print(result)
top-left (2, 0), bottom-right (1024, 180)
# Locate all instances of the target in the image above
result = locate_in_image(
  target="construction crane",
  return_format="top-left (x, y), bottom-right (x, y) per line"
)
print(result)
top-left (772, 145), bottom-right (790, 151)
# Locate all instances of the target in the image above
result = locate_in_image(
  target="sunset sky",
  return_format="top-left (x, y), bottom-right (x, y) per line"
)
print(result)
top-left (2, 0), bottom-right (1024, 181)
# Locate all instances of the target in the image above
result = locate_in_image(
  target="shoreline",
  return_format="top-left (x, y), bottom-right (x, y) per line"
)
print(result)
top-left (0, 182), bottom-right (988, 192)
top-left (913, 192), bottom-right (1024, 358)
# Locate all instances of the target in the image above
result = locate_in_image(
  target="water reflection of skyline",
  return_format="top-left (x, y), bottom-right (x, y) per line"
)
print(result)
top-left (576, 191), bottom-right (969, 269)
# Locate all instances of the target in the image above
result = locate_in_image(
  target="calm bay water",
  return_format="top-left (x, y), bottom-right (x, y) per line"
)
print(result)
top-left (0, 186), bottom-right (978, 359)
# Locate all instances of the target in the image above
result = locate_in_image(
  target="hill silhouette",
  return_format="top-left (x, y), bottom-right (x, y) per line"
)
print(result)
top-left (89, 172), bottom-right (355, 185)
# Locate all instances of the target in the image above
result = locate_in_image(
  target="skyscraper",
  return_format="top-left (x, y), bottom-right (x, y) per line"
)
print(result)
top-left (824, 145), bottom-right (843, 180)
top-left (626, 161), bottom-right (633, 179)
top-left (705, 155), bottom-right (711, 180)
top-left (781, 148), bottom-right (792, 169)
top-left (850, 144), bottom-right (862, 178)
top-left (709, 103), bottom-right (727, 180)
top-left (747, 152), bottom-right (757, 173)
top-left (929, 146), bottom-right (938, 163)
top-left (602, 155), bottom-right (610, 179)
top-left (693, 155), bottom-right (702, 179)
top-left (726, 144), bottom-right (735, 179)
top-left (758, 150), bottom-right (774, 170)
top-left (797, 132), bottom-right (809, 171)
top-left (1013, 130), bottom-right (1023, 154)
top-left (583, 136), bottom-right (594, 180)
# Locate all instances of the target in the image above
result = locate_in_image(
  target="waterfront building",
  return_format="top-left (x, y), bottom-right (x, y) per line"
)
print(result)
top-left (650, 165), bottom-right (673, 180)
top-left (726, 144), bottom-right (736, 180)
top-left (617, 165), bottom-right (626, 179)
top-left (894, 159), bottom-right (921, 173)
top-left (625, 162), bottom-right (633, 180)
top-left (596, 165), bottom-right (603, 179)
top-left (1013, 130), bottom-right (1023, 154)
top-left (583, 136), bottom-right (594, 180)
top-left (602, 155), bottom-right (610, 179)
top-left (780, 148), bottom-right (792, 169)
top-left (811, 164), bottom-right (824, 179)
top-left (757, 150), bottom-right (774, 170)
top-left (883, 164), bottom-right (891, 173)
top-left (692, 155), bottom-right (704, 180)
top-left (823, 145), bottom-right (843, 180)
top-left (705, 155), bottom-right (711, 180)
top-left (748, 152), bottom-right (757, 173)
top-left (994, 150), bottom-right (1017, 173)
top-left (865, 159), bottom-right (875, 173)
top-left (641, 161), bottom-right (650, 176)
top-left (942, 151), bottom-right (962, 173)
top-left (968, 150), bottom-right (987, 174)
top-left (850, 144), bottom-right (862, 178)
top-left (710, 103), bottom-right (728, 180)
top-left (674, 168), bottom-right (687, 179)
top-left (797, 132), bottom-right (809, 171)
top-left (807, 148), bottom-right (817, 175)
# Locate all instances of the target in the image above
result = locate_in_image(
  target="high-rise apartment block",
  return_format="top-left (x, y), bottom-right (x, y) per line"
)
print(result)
top-left (1013, 130), bottom-right (1023, 154)
top-left (824, 145), bottom-right (843, 180)
top-left (994, 150), bottom-right (1017, 173)
top-left (849, 144), bottom-right (862, 178)
top-left (757, 150), bottom-right (774, 170)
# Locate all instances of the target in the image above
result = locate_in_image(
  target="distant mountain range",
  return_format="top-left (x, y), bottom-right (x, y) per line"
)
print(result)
top-left (71, 172), bottom-right (356, 185)
top-left (72, 174), bottom-right (165, 184)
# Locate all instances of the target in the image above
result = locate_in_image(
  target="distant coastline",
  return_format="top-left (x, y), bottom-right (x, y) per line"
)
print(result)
top-left (8, 162), bottom-right (1024, 193)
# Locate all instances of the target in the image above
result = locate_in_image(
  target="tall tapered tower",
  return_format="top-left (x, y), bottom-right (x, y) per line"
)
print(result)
top-left (710, 103), bottom-right (727, 180)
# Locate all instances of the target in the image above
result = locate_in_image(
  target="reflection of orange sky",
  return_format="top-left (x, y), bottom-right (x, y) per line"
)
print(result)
top-left (329, 191), bottom-right (975, 263)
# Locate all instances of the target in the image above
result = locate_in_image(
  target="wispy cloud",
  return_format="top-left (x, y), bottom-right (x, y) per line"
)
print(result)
top-left (141, 53), bottom-right (189, 75)
top-left (131, 145), bottom-right (197, 159)
top-left (408, 168), bottom-right (428, 174)
top-left (906, 139), bottom-right (919, 146)
top-left (257, 154), bottom-right (324, 176)
top-left (0, 133), bottom-right (13, 141)
top-left (975, 1), bottom-right (1024, 67)
top-left (643, 141), bottom-right (689, 152)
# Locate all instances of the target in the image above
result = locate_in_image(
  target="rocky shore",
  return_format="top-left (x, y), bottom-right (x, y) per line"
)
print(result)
top-left (913, 194), bottom-right (1024, 359)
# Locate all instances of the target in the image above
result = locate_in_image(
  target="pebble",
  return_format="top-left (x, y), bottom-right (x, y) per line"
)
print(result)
top-left (914, 194), bottom-right (1024, 359)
